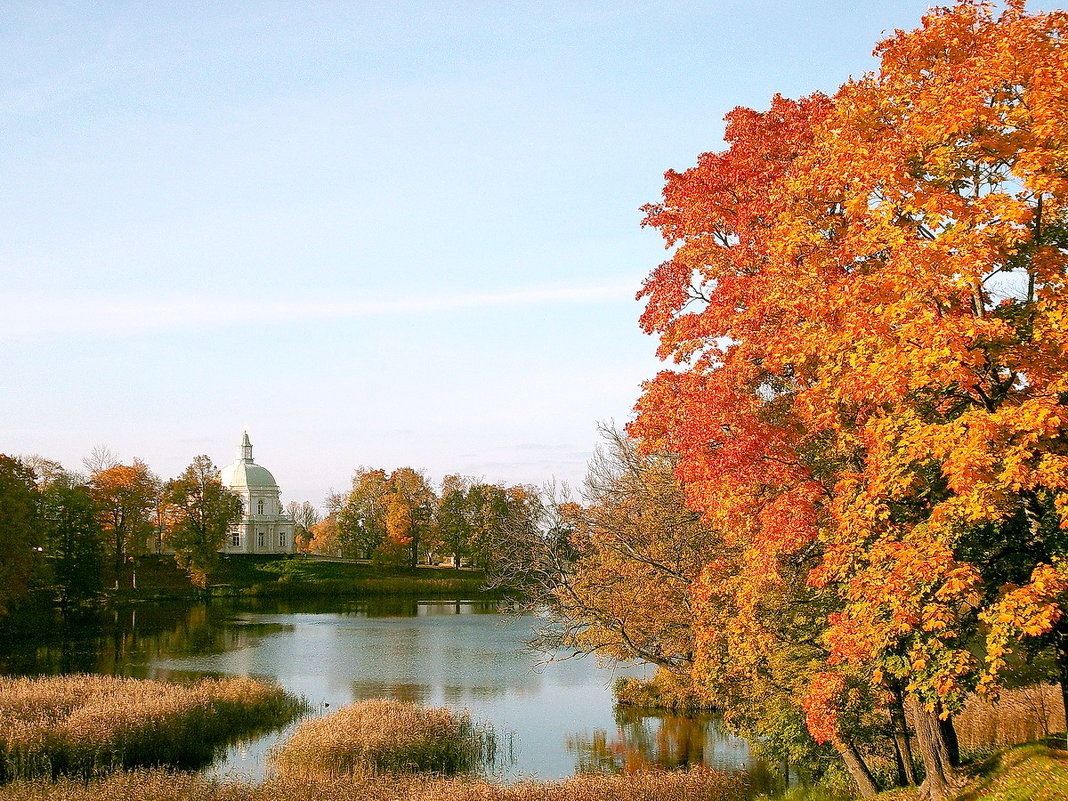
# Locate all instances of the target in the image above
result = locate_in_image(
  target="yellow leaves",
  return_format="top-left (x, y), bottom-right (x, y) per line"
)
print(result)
top-left (980, 560), bottom-right (1068, 687)
top-left (634, 0), bottom-right (1068, 727)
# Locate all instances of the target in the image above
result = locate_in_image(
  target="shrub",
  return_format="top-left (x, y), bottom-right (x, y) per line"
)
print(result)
top-left (613, 671), bottom-right (716, 714)
top-left (272, 699), bottom-right (495, 778)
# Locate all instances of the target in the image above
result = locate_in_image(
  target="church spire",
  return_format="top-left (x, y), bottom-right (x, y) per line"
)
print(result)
top-left (238, 430), bottom-right (254, 463)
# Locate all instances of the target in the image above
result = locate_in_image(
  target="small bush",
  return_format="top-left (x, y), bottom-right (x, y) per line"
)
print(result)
top-left (613, 671), bottom-right (716, 714)
top-left (272, 699), bottom-right (495, 778)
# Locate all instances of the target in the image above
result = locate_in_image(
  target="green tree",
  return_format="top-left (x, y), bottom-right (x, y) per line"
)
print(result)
top-left (337, 468), bottom-right (391, 559)
top-left (162, 455), bottom-right (242, 589)
top-left (40, 475), bottom-right (105, 606)
top-left (436, 475), bottom-right (472, 568)
top-left (0, 455), bottom-right (42, 614)
top-left (466, 482), bottom-right (539, 571)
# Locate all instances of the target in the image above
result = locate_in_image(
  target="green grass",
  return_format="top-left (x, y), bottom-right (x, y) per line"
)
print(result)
top-left (756, 788), bottom-right (854, 801)
top-left (110, 556), bottom-right (494, 602)
top-left (950, 742), bottom-right (1068, 801)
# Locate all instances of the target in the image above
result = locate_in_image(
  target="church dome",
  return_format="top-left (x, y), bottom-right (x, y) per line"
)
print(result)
top-left (220, 460), bottom-right (279, 489)
top-left (219, 431), bottom-right (280, 489)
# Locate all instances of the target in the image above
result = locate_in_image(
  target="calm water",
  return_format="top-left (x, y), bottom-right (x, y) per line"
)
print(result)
top-left (0, 597), bottom-right (754, 781)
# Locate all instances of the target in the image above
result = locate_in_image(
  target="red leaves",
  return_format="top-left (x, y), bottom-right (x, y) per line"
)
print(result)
top-left (635, 0), bottom-right (1068, 739)
top-left (802, 672), bottom-right (847, 744)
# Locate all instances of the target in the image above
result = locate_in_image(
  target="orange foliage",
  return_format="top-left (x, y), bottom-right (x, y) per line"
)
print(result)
top-left (633, 0), bottom-right (1068, 740)
top-left (802, 672), bottom-right (848, 745)
top-left (89, 460), bottom-right (160, 571)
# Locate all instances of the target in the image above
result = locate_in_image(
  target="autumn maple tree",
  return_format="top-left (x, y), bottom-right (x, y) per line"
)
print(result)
top-left (89, 460), bottom-right (160, 580)
top-left (336, 467), bottom-right (435, 566)
top-left (631, 2), bottom-right (1068, 798)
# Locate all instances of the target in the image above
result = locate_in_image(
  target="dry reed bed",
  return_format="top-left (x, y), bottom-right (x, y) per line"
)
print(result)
top-left (272, 699), bottom-right (494, 778)
top-left (0, 767), bottom-right (748, 801)
top-left (0, 674), bottom-right (303, 781)
top-left (953, 683), bottom-right (1065, 750)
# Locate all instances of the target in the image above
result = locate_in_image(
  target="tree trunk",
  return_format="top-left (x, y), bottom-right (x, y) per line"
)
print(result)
top-left (938, 710), bottom-right (960, 768)
top-left (908, 697), bottom-right (955, 801)
top-left (890, 681), bottom-right (917, 786)
top-left (833, 738), bottom-right (879, 799)
top-left (890, 732), bottom-right (909, 789)
top-left (1057, 619), bottom-right (1068, 747)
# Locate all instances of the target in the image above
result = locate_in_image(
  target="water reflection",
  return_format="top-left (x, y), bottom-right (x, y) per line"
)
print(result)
top-left (0, 599), bottom-right (502, 677)
top-left (568, 709), bottom-right (751, 775)
top-left (0, 598), bottom-right (751, 782)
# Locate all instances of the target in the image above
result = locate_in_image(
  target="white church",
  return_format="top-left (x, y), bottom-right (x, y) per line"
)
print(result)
top-left (218, 431), bottom-right (297, 555)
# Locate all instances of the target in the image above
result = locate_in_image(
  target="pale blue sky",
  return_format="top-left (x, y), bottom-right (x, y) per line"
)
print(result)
top-left (0, 1), bottom-right (1008, 506)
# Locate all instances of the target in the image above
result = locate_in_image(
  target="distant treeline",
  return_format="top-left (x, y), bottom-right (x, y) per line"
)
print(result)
top-left (0, 448), bottom-right (544, 612)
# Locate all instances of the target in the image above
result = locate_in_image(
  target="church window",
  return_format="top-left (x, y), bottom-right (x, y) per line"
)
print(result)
top-left (258, 531), bottom-right (265, 548)
top-left (231, 531), bottom-right (240, 547)
top-left (279, 532), bottom-right (286, 547)
top-left (257, 499), bottom-right (264, 515)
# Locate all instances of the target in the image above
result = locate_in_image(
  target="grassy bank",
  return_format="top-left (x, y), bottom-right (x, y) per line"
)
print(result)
top-left (0, 675), bottom-right (304, 780)
top-left (757, 742), bottom-right (1068, 801)
top-left (109, 556), bottom-right (493, 603)
top-left (273, 699), bottom-right (494, 778)
top-left (950, 742), bottom-right (1068, 801)
top-left (613, 673), bottom-right (716, 714)
top-left (0, 766), bottom-right (748, 801)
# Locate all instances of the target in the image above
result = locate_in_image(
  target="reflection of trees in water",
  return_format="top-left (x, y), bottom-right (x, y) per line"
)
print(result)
top-left (350, 680), bottom-right (431, 704)
top-left (567, 711), bottom-right (710, 774)
top-left (0, 597), bottom-right (506, 677)
top-left (0, 602), bottom-right (292, 675)
top-left (567, 710), bottom-right (784, 795)
top-left (568, 709), bottom-right (756, 777)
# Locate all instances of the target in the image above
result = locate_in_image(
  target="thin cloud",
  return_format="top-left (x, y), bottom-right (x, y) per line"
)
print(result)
top-left (2, 282), bottom-right (638, 341)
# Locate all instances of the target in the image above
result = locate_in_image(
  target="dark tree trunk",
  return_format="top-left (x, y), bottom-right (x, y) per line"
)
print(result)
top-left (938, 711), bottom-right (960, 768)
top-left (890, 681), bottom-right (917, 786)
top-left (908, 697), bottom-right (955, 801)
top-left (1057, 620), bottom-right (1068, 748)
top-left (833, 738), bottom-right (879, 799)
top-left (891, 733), bottom-right (909, 789)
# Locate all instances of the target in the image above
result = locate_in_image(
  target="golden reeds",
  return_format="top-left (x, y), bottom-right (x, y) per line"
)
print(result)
top-left (271, 699), bottom-right (495, 778)
top-left (0, 675), bottom-right (303, 781)
top-left (954, 683), bottom-right (1065, 750)
top-left (0, 766), bottom-right (749, 801)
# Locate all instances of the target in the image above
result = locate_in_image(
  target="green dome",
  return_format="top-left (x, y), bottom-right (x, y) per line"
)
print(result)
top-left (219, 431), bottom-right (280, 489)
top-left (220, 460), bottom-right (279, 489)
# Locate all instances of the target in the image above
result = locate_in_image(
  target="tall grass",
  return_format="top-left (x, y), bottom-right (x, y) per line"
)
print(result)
top-left (954, 684), bottom-right (1065, 750)
top-left (0, 766), bottom-right (749, 801)
top-left (272, 699), bottom-right (495, 778)
top-left (0, 675), bottom-right (304, 781)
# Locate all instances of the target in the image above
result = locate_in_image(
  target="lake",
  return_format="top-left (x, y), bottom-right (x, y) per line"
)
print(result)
top-left (0, 597), bottom-right (754, 782)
